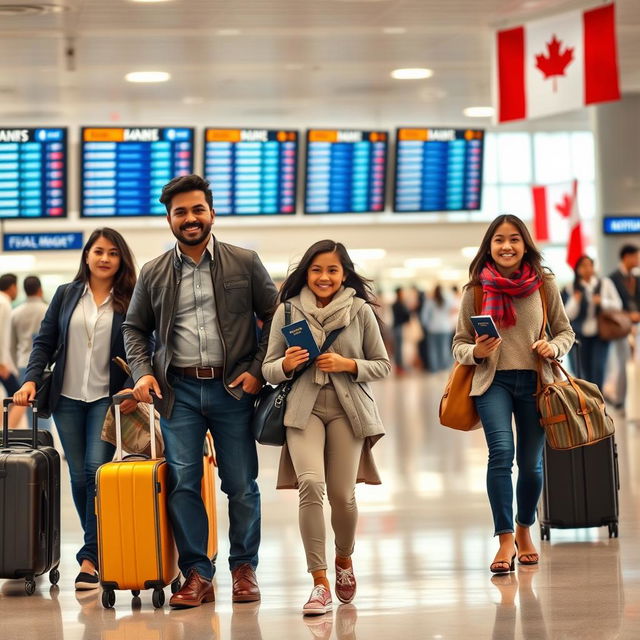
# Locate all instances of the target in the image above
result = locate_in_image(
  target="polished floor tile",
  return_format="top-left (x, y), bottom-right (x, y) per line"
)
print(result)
top-left (2, 372), bottom-right (640, 639)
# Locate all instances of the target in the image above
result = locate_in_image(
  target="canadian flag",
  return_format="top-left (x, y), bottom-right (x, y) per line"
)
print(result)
top-left (495, 3), bottom-right (620, 122)
top-left (531, 179), bottom-right (585, 267)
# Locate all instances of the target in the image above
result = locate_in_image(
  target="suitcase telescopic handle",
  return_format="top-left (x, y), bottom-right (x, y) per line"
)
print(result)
top-left (112, 392), bottom-right (158, 461)
top-left (2, 398), bottom-right (39, 450)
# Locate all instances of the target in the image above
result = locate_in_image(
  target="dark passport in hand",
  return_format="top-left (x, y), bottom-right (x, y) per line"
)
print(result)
top-left (281, 319), bottom-right (321, 359)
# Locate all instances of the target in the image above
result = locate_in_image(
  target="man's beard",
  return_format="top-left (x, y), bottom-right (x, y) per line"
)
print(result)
top-left (172, 220), bottom-right (212, 246)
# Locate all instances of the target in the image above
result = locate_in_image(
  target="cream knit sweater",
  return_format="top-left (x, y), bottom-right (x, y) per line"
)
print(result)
top-left (452, 276), bottom-right (575, 396)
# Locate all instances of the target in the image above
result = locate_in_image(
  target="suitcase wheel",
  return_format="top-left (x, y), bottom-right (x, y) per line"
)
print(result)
top-left (102, 589), bottom-right (116, 608)
top-left (152, 588), bottom-right (165, 608)
top-left (608, 522), bottom-right (619, 538)
top-left (24, 579), bottom-right (36, 596)
top-left (171, 579), bottom-right (181, 594)
top-left (131, 590), bottom-right (140, 597)
top-left (49, 568), bottom-right (60, 586)
top-left (540, 524), bottom-right (551, 541)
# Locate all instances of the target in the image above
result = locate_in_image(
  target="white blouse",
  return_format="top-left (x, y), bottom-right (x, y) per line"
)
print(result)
top-left (60, 286), bottom-right (114, 402)
top-left (564, 276), bottom-right (622, 337)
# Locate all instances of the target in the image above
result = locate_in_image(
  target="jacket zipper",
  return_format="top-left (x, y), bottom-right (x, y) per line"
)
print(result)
top-left (210, 261), bottom-right (229, 394)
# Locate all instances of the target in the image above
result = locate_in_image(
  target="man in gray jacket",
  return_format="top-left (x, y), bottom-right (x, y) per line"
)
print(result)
top-left (124, 174), bottom-right (278, 608)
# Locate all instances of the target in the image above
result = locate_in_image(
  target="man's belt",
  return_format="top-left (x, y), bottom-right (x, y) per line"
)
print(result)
top-left (169, 366), bottom-right (223, 379)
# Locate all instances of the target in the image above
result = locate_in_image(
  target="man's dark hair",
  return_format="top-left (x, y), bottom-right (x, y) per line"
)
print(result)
top-left (23, 276), bottom-right (42, 297)
top-left (0, 273), bottom-right (17, 292)
top-left (159, 174), bottom-right (213, 213)
top-left (620, 244), bottom-right (639, 260)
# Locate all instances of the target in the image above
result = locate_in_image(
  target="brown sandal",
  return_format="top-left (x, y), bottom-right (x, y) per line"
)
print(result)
top-left (515, 542), bottom-right (539, 565)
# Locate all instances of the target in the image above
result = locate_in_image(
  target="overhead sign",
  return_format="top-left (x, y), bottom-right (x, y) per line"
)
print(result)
top-left (3, 232), bottom-right (84, 251)
top-left (603, 216), bottom-right (640, 235)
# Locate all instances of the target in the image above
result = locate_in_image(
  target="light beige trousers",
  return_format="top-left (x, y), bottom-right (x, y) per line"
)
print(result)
top-left (286, 386), bottom-right (364, 572)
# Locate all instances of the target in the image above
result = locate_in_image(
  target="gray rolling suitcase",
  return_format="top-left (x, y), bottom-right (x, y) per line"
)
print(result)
top-left (0, 399), bottom-right (61, 594)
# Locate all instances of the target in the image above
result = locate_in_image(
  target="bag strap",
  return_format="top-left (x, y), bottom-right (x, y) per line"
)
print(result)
top-left (535, 281), bottom-right (551, 394)
top-left (473, 285), bottom-right (482, 315)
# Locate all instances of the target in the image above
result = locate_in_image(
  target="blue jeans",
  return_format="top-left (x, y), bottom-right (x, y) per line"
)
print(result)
top-left (161, 373), bottom-right (260, 580)
top-left (427, 332), bottom-right (453, 372)
top-left (474, 370), bottom-right (544, 535)
top-left (53, 395), bottom-right (114, 567)
top-left (568, 336), bottom-right (610, 390)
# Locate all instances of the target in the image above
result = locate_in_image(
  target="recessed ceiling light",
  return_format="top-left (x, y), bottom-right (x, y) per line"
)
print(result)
top-left (349, 249), bottom-right (387, 261)
top-left (391, 68), bottom-right (433, 80)
top-left (217, 28), bottom-right (241, 36)
top-left (461, 246), bottom-right (480, 258)
top-left (383, 27), bottom-right (406, 34)
top-left (463, 106), bottom-right (495, 118)
top-left (125, 71), bottom-right (171, 83)
top-left (182, 96), bottom-right (205, 105)
top-left (404, 257), bottom-right (443, 269)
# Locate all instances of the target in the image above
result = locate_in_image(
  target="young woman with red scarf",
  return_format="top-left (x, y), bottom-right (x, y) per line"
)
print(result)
top-left (452, 215), bottom-right (574, 573)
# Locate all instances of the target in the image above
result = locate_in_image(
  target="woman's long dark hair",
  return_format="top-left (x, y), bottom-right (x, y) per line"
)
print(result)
top-left (573, 254), bottom-right (594, 293)
top-left (466, 214), bottom-right (549, 289)
top-left (279, 239), bottom-right (382, 325)
top-left (433, 284), bottom-right (445, 307)
top-left (74, 228), bottom-right (137, 314)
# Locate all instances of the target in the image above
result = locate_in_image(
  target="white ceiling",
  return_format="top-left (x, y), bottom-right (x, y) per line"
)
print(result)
top-left (0, 0), bottom-right (634, 288)
top-left (0, 0), bottom-right (638, 127)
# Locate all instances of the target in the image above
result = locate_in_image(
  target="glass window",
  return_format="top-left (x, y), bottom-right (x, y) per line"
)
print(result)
top-left (483, 133), bottom-right (498, 184)
top-left (478, 184), bottom-right (499, 221)
top-left (497, 133), bottom-right (532, 183)
top-left (534, 133), bottom-right (572, 183)
top-left (571, 132), bottom-right (595, 182)
top-left (498, 185), bottom-right (533, 220)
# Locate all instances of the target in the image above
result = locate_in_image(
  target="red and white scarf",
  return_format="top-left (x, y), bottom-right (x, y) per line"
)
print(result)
top-left (479, 262), bottom-right (542, 328)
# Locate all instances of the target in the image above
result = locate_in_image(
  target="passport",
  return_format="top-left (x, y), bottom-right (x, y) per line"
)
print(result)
top-left (281, 319), bottom-right (321, 359)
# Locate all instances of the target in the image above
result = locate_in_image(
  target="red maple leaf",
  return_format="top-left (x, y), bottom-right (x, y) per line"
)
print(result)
top-left (535, 34), bottom-right (574, 92)
top-left (555, 192), bottom-right (573, 218)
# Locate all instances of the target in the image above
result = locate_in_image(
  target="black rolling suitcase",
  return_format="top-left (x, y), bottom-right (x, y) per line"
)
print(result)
top-left (0, 399), bottom-right (61, 594)
top-left (7, 428), bottom-right (53, 448)
top-left (538, 341), bottom-right (620, 540)
top-left (539, 436), bottom-right (619, 540)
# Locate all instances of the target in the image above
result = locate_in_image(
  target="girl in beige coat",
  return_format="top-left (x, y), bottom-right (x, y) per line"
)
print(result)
top-left (263, 239), bottom-right (390, 616)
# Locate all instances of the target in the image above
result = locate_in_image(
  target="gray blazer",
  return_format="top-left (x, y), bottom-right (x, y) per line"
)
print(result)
top-left (262, 296), bottom-right (391, 438)
top-left (263, 296), bottom-right (391, 489)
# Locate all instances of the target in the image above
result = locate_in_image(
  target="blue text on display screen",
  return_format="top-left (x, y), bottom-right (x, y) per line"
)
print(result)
top-left (0, 128), bottom-right (67, 219)
top-left (305, 129), bottom-right (388, 214)
top-left (203, 128), bottom-right (297, 215)
top-left (80, 127), bottom-right (194, 217)
top-left (394, 128), bottom-right (484, 213)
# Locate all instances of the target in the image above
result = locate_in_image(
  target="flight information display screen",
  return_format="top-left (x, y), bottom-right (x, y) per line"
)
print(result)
top-left (0, 127), bottom-right (67, 218)
top-left (305, 129), bottom-right (387, 214)
top-left (203, 128), bottom-right (297, 215)
top-left (80, 127), bottom-right (194, 216)
top-left (394, 128), bottom-right (484, 212)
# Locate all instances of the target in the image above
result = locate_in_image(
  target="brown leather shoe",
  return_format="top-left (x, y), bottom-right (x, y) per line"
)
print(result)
top-left (231, 563), bottom-right (260, 603)
top-left (169, 569), bottom-right (215, 608)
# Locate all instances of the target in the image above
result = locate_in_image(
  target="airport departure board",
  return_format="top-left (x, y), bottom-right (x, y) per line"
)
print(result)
top-left (0, 128), bottom-right (67, 218)
top-left (80, 127), bottom-right (194, 216)
top-left (305, 129), bottom-right (387, 214)
top-left (203, 128), bottom-right (297, 215)
top-left (394, 128), bottom-right (484, 212)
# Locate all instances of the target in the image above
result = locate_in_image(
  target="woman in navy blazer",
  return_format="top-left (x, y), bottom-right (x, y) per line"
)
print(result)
top-left (14, 228), bottom-right (137, 590)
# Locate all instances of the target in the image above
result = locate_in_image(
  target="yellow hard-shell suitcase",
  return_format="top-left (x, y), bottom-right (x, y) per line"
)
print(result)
top-left (96, 394), bottom-right (180, 609)
top-left (202, 432), bottom-right (218, 564)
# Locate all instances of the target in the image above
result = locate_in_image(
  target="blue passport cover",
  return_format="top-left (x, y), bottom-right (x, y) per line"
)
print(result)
top-left (470, 315), bottom-right (501, 339)
top-left (281, 320), bottom-right (321, 359)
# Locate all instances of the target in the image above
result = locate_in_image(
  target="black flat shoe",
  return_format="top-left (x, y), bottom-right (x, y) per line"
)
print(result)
top-left (75, 571), bottom-right (99, 591)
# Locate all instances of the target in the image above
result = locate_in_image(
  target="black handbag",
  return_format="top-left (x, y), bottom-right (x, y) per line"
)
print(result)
top-left (251, 303), bottom-right (343, 446)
